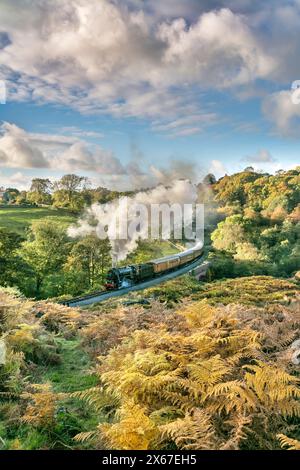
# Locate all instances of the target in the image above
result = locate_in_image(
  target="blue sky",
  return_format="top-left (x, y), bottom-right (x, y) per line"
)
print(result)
top-left (0, 0), bottom-right (299, 190)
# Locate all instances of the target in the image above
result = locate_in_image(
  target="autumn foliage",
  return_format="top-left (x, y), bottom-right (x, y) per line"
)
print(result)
top-left (1, 279), bottom-right (300, 450)
top-left (75, 296), bottom-right (300, 450)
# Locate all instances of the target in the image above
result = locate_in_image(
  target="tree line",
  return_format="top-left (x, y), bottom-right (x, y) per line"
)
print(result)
top-left (201, 166), bottom-right (300, 279)
top-left (0, 220), bottom-right (111, 299)
top-left (0, 174), bottom-right (131, 212)
top-left (0, 166), bottom-right (299, 299)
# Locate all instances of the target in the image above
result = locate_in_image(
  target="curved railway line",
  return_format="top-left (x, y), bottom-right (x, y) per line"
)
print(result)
top-left (62, 253), bottom-right (209, 308)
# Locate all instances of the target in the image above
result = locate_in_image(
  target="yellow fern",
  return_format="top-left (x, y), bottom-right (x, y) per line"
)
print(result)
top-left (21, 383), bottom-right (66, 428)
top-left (159, 408), bottom-right (216, 450)
top-left (100, 402), bottom-right (158, 450)
top-left (74, 299), bottom-right (300, 450)
top-left (277, 434), bottom-right (300, 450)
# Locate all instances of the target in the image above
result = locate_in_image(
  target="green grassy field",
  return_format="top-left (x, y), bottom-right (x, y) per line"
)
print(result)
top-left (0, 206), bottom-right (76, 234)
top-left (0, 207), bottom-right (180, 259)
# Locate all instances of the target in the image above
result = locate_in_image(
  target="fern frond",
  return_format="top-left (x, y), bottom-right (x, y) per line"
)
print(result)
top-left (74, 430), bottom-right (98, 443)
top-left (159, 409), bottom-right (216, 450)
top-left (99, 402), bottom-right (158, 450)
top-left (277, 434), bottom-right (300, 450)
top-left (221, 413), bottom-right (252, 450)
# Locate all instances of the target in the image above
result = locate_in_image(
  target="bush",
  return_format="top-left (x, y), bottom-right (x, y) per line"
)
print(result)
top-left (74, 299), bottom-right (300, 450)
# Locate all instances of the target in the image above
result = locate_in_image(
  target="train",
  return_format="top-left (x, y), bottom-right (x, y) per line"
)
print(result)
top-left (105, 244), bottom-right (204, 290)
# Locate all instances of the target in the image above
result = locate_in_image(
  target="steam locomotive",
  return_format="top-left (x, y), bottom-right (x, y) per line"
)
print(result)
top-left (105, 245), bottom-right (204, 290)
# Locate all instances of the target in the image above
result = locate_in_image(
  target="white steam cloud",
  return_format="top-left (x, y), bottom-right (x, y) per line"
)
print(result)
top-left (68, 179), bottom-right (202, 261)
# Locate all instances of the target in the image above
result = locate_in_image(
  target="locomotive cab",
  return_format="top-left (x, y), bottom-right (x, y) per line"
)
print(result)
top-left (105, 266), bottom-right (136, 290)
top-left (105, 269), bottom-right (119, 289)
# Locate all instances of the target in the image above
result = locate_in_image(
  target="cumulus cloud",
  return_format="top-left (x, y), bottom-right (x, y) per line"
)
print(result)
top-left (245, 149), bottom-right (276, 164)
top-left (99, 157), bottom-right (203, 192)
top-left (157, 9), bottom-right (274, 88)
top-left (149, 160), bottom-right (198, 185)
top-left (0, 122), bottom-right (49, 168)
top-left (126, 0), bottom-right (283, 20)
top-left (0, 171), bottom-right (31, 190)
top-left (0, 122), bottom-right (125, 174)
top-left (209, 160), bottom-right (227, 178)
top-left (0, 122), bottom-right (202, 188)
top-left (262, 90), bottom-right (300, 135)
top-left (2, 1), bottom-right (300, 134)
top-left (54, 142), bottom-right (126, 174)
top-left (0, 0), bottom-right (285, 133)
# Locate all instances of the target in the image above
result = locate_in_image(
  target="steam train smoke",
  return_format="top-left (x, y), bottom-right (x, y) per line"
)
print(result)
top-left (68, 179), bottom-right (202, 261)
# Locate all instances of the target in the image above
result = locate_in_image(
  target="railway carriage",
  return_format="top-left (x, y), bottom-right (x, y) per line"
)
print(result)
top-left (148, 255), bottom-right (180, 274)
top-left (105, 245), bottom-right (204, 290)
top-left (178, 249), bottom-right (195, 265)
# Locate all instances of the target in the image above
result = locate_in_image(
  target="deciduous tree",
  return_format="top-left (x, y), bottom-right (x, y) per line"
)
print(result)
top-left (21, 221), bottom-right (70, 296)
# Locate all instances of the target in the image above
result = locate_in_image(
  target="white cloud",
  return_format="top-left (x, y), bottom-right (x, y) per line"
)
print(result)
top-left (0, 122), bottom-right (49, 168)
top-left (157, 9), bottom-right (274, 88)
top-left (54, 142), bottom-right (126, 174)
top-left (1, 1), bottom-right (300, 135)
top-left (209, 159), bottom-right (227, 178)
top-left (245, 149), bottom-right (276, 163)
top-left (0, 122), bottom-right (125, 174)
top-left (262, 90), bottom-right (300, 135)
top-left (126, 0), bottom-right (282, 19)
top-left (152, 112), bottom-right (217, 137)
top-left (0, 171), bottom-right (31, 190)
top-left (60, 127), bottom-right (104, 139)
top-left (0, 122), bottom-right (202, 186)
top-left (0, 0), bottom-right (282, 133)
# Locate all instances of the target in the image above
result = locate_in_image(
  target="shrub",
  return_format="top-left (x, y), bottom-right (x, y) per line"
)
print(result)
top-left (74, 300), bottom-right (300, 450)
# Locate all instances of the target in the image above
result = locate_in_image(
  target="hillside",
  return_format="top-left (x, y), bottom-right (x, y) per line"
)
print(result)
top-left (1, 167), bottom-right (299, 451)
top-left (199, 167), bottom-right (300, 280)
top-left (1, 276), bottom-right (299, 450)
top-left (0, 167), bottom-right (299, 301)
top-left (2, 0), bottom-right (300, 457)
top-left (0, 207), bottom-right (76, 235)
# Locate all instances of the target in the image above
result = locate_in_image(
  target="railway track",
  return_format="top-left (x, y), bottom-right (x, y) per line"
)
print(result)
top-left (62, 254), bottom-right (208, 308)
